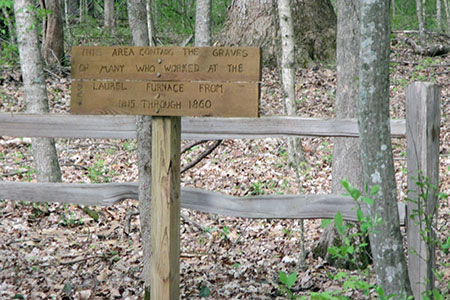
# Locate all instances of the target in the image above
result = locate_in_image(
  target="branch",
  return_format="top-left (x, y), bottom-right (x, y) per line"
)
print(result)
top-left (181, 140), bottom-right (222, 173)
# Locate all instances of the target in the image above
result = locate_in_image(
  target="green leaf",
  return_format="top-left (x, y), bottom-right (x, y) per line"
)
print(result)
top-left (63, 283), bottom-right (72, 296)
top-left (279, 271), bottom-right (288, 284)
top-left (362, 197), bottom-right (374, 206)
top-left (199, 285), bottom-right (210, 297)
top-left (370, 185), bottom-right (380, 195)
top-left (286, 271), bottom-right (297, 288)
top-left (321, 219), bottom-right (333, 229)
top-left (356, 209), bottom-right (364, 223)
top-left (340, 179), bottom-right (351, 193)
top-left (350, 188), bottom-right (360, 200)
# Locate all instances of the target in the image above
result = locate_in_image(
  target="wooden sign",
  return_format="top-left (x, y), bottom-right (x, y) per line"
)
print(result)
top-left (71, 80), bottom-right (259, 117)
top-left (71, 46), bottom-right (261, 82)
top-left (71, 46), bottom-right (260, 117)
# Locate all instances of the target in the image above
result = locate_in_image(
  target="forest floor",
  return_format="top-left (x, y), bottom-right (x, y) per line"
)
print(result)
top-left (0, 32), bottom-right (449, 299)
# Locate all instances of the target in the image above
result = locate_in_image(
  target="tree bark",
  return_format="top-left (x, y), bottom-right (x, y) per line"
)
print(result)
top-left (219, 0), bottom-right (336, 67)
top-left (416, 0), bottom-right (425, 40)
top-left (314, 0), bottom-right (365, 269)
top-left (359, 0), bottom-right (412, 296)
top-left (127, 1), bottom-right (152, 299)
top-left (437, 0), bottom-right (442, 31)
top-left (41, 0), bottom-right (65, 65)
top-left (195, 0), bottom-right (211, 46)
top-left (14, 0), bottom-right (62, 183)
top-left (104, 0), bottom-right (115, 31)
top-left (277, 0), bottom-right (306, 268)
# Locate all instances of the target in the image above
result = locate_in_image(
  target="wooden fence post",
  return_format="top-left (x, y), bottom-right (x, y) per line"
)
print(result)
top-left (150, 116), bottom-right (181, 300)
top-left (405, 82), bottom-right (441, 299)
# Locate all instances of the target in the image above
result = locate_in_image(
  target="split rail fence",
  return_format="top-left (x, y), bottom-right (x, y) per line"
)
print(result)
top-left (0, 82), bottom-right (441, 299)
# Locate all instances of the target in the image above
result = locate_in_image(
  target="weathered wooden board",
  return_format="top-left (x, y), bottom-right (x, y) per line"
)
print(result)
top-left (150, 117), bottom-right (181, 299)
top-left (406, 82), bottom-right (441, 299)
top-left (0, 113), bottom-right (407, 139)
top-left (71, 80), bottom-right (259, 117)
top-left (71, 46), bottom-right (261, 81)
top-left (0, 182), bottom-right (406, 224)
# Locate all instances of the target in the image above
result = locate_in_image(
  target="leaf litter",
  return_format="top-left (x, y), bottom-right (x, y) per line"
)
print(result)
top-left (0, 33), bottom-right (449, 299)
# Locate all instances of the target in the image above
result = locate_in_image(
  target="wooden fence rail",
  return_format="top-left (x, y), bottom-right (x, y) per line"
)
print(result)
top-left (0, 181), bottom-right (406, 224)
top-left (0, 113), bottom-right (406, 140)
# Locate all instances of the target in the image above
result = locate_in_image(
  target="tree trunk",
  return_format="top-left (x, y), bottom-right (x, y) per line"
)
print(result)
top-left (358, 0), bottom-right (412, 296)
top-left (104, 0), bottom-right (115, 31)
top-left (416, 0), bottom-right (425, 39)
top-left (127, 1), bottom-right (152, 299)
top-left (14, 0), bottom-right (61, 183)
top-left (437, 0), bottom-right (442, 31)
top-left (41, 0), bottom-right (65, 65)
top-left (314, 0), bottom-right (366, 269)
top-left (445, 0), bottom-right (450, 32)
top-left (1, 6), bottom-right (15, 45)
top-left (219, 0), bottom-right (336, 67)
top-left (195, 0), bottom-right (211, 46)
top-left (277, 0), bottom-right (306, 268)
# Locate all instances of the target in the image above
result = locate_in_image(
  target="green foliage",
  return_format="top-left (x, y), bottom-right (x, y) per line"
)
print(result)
top-left (87, 157), bottom-right (116, 183)
top-left (391, 0), bottom-right (448, 31)
top-left (406, 173), bottom-right (449, 298)
top-left (59, 204), bottom-right (84, 227)
top-left (152, 0), bottom-right (232, 44)
top-left (278, 271), bottom-right (298, 299)
top-left (199, 285), bottom-right (211, 297)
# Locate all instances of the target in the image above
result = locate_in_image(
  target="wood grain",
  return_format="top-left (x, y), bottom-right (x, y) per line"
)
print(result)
top-left (71, 80), bottom-right (259, 117)
top-left (150, 117), bottom-right (181, 300)
top-left (406, 82), bottom-right (441, 298)
top-left (71, 46), bottom-right (261, 82)
top-left (0, 113), bottom-right (407, 139)
top-left (0, 181), bottom-right (406, 224)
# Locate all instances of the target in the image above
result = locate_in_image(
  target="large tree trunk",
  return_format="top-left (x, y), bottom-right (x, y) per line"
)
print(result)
top-left (314, 0), bottom-right (366, 269)
top-left (41, 0), bottom-right (65, 65)
top-left (127, 1), bottom-right (152, 299)
top-left (219, 0), bottom-right (336, 66)
top-left (358, 0), bottom-right (412, 296)
top-left (14, 0), bottom-right (61, 183)
top-left (195, 0), bottom-right (211, 46)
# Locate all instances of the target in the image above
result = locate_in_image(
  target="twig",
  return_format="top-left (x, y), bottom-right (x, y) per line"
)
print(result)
top-left (181, 140), bottom-right (209, 154)
top-left (181, 140), bottom-right (222, 173)
top-left (125, 209), bottom-right (210, 236)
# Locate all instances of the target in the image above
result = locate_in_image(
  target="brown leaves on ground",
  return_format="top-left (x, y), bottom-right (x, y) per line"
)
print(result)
top-left (0, 33), bottom-right (449, 299)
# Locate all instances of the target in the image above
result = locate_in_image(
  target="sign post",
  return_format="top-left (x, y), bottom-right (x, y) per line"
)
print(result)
top-left (70, 46), bottom-right (260, 299)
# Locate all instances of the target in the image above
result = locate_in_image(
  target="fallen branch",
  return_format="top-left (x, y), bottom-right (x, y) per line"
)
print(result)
top-left (405, 38), bottom-right (449, 57)
top-left (181, 140), bottom-right (222, 173)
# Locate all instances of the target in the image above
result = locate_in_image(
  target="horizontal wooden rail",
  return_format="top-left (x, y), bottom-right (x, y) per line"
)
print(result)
top-left (0, 113), bottom-right (406, 140)
top-left (0, 181), bottom-right (405, 224)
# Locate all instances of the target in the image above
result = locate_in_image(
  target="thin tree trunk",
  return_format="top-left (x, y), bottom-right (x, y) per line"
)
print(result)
top-left (437, 0), bottom-right (442, 31)
top-left (2, 6), bottom-right (15, 45)
top-left (359, 0), bottom-right (412, 296)
top-left (416, 0), bottom-right (425, 39)
top-left (146, 0), bottom-right (154, 45)
top-left (104, 0), bottom-right (115, 31)
top-left (14, 0), bottom-right (61, 183)
top-left (127, 1), bottom-right (152, 299)
top-left (277, 0), bottom-right (306, 268)
top-left (391, 0), bottom-right (396, 17)
top-left (445, 0), bottom-right (450, 32)
top-left (42, 0), bottom-right (65, 65)
top-left (195, 0), bottom-right (211, 46)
